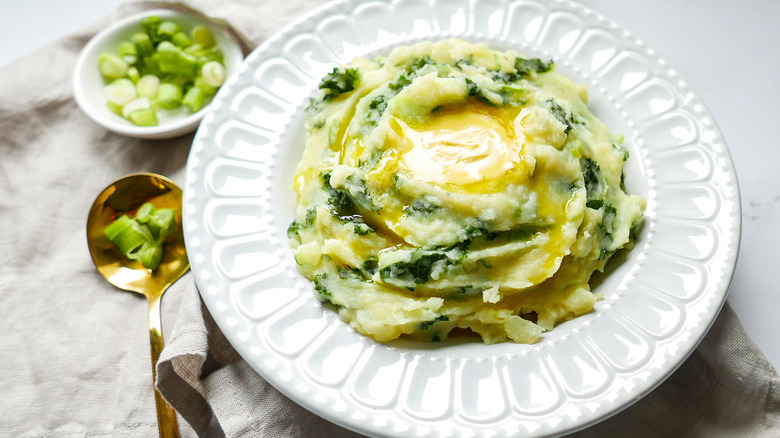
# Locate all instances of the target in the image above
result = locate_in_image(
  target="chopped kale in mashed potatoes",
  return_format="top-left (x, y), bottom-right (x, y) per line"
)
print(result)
top-left (287, 39), bottom-right (645, 344)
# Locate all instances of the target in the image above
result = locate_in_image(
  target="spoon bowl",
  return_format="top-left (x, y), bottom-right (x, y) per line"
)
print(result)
top-left (87, 173), bottom-right (189, 297)
top-left (87, 172), bottom-right (188, 438)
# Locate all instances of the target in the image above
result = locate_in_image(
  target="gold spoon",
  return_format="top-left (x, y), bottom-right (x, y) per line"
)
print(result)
top-left (86, 173), bottom-right (188, 438)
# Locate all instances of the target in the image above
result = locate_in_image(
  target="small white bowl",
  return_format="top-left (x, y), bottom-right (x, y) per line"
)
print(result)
top-left (73, 8), bottom-right (244, 139)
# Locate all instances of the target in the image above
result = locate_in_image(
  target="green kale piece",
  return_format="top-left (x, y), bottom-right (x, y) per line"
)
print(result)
top-left (287, 208), bottom-right (317, 239)
top-left (405, 196), bottom-right (441, 215)
top-left (313, 273), bottom-right (331, 297)
top-left (465, 77), bottom-right (493, 105)
top-left (319, 67), bottom-right (359, 101)
top-left (514, 57), bottom-right (554, 77)
top-left (322, 172), bottom-right (380, 219)
top-left (363, 256), bottom-right (379, 275)
top-left (353, 222), bottom-right (376, 236)
top-left (366, 94), bottom-right (388, 126)
top-left (406, 55), bottom-right (434, 74)
top-left (418, 315), bottom-right (449, 330)
top-left (546, 99), bottom-right (573, 134)
top-left (330, 210), bottom-right (377, 236)
top-left (454, 56), bottom-right (474, 69)
top-left (364, 57), bottom-right (435, 127)
top-left (389, 73), bottom-right (412, 92)
top-left (466, 77), bottom-right (527, 107)
top-left (344, 174), bottom-right (380, 212)
top-left (598, 204), bottom-right (618, 260)
top-left (358, 148), bottom-right (383, 171)
top-left (337, 265), bottom-right (364, 280)
top-left (366, 73), bottom-right (414, 126)
top-left (493, 57), bottom-right (554, 83)
top-left (468, 225), bottom-right (492, 240)
top-left (581, 158), bottom-right (608, 209)
top-left (612, 143), bottom-right (630, 161)
top-left (379, 250), bottom-right (450, 286)
top-left (322, 172), bottom-right (354, 212)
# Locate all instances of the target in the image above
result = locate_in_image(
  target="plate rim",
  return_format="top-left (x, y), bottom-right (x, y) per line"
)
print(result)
top-left (184, 0), bottom-right (742, 436)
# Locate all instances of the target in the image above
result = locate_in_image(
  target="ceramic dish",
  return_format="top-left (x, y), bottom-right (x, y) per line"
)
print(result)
top-left (73, 8), bottom-right (244, 139)
top-left (183, 0), bottom-right (740, 436)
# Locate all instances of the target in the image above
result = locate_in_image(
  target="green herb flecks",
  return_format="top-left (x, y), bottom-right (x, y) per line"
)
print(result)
top-left (514, 57), bottom-right (554, 78)
top-left (465, 77), bottom-right (495, 105)
top-left (319, 67), bottom-right (359, 101)
top-left (287, 208), bottom-right (317, 239)
top-left (405, 56), bottom-right (434, 75)
top-left (598, 204), bottom-right (618, 260)
top-left (581, 158), bottom-right (608, 210)
top-left (313, 273), bottom-right (332, 298)
top-left (322, 172), bottom-right (353, 212)
top-left (419, 315), bottom-right (449, 330)
top-left (365, 69), bottom-right (418, 126)
top-left (405, 195), bottom-right (442, 215)
top-left (491, 57), bottom-right (554, 83)
top-left (363, 256), bottom-right (379, 276)
top-left (379, 250), bottom-right (453, 287)
top-left (546, 99), bottom-right (573, 134)
top-left (323, 172), bottom-right (379, 213)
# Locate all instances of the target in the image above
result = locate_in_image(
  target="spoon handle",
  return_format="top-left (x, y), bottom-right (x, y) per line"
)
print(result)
top-left (149, 295), bottom-right (181, 438)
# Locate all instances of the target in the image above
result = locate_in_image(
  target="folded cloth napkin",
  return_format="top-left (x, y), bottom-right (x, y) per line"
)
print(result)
top-left (160, 279), bottom-right (780, 437)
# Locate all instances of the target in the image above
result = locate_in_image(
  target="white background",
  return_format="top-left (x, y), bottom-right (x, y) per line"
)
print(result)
top-left (1, 0), bottom-right (778, 384)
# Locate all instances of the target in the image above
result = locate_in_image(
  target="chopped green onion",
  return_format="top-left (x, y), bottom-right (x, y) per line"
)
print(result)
top-left (121, 97), bottom-right (152, 119)
top-left (127, 108), bottom-right (159, 126)
top-left (104, 78), bottom-right (137, 106)
top-left (104, 202), bottom-right (177, 271)
top-left (148, 208), bottom-right (175, 239)
top-left (97, 15), bottom-right (228, 126)
top-left (195, 46), bottom-right (224, 66)
top-left (201, 61), bottom-right (226, 88)
top-left (126, 66), bottom-right (140, 83)
top-left (193, 77), bottom-right (218, 96)
top-left (157, 21), bottom-right (181, 41)
top-left (136, 74), bottom-right (160, 99)
top-left (131, 32), bottom-right (154, 56)
top-left (117, 41), bottom-right (138, 65)
top-left (172, 32), bottom-right (193, 49)
top-left (104, 215), bottom-right (133, 241)
top-left (183, 43), bottom-right (204, 56)
top-left (157, 41), bottom-right (199, 78)
top-left (98, 53), bottom-right (128, 80)
top-left (163, 73), bottom-right (189, 88)
top-left (138, 242), bottom-right (163, 270)
top-left (182, 86), bottom-right (208, 112)
top-left (157, 83), bottom-right (182, 109)
top-left (107, 101), bottom-right (122, 116)
top-left (141, 53), bottom-right (163, 77)
top-left (135, 202), bottom-right (155, 223)
top-left (191, 25), bottom-right (216, 48)
top-left (105, 215), bottom-right (152, 255)
top-left (141, 16), bottom-right (162, 41)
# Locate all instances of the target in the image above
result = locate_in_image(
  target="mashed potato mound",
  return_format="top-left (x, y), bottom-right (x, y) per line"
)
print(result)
top-left (287, 39), bottom-right (645, 344)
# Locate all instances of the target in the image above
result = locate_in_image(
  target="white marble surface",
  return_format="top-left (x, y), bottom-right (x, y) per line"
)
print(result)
top-left (1, 0), bottom-right (777, 383)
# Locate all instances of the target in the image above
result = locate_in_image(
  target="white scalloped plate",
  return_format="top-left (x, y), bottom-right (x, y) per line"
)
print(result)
top-left (183, 0), bottom-right (741, 436)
